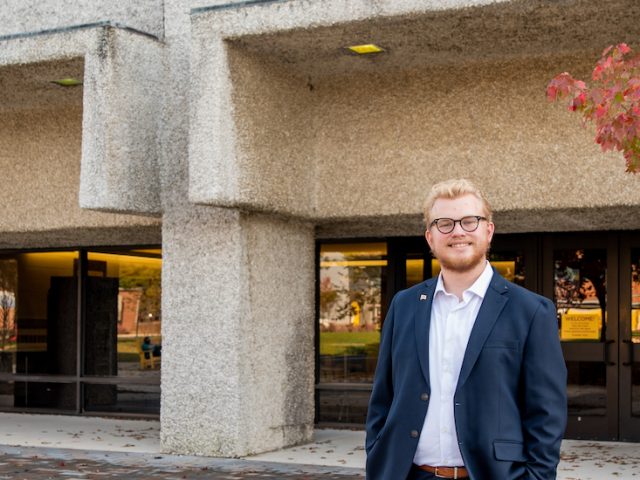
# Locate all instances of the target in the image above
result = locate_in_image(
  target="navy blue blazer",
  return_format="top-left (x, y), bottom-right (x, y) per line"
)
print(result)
top-left (365, 270), bottom-right (567, 480)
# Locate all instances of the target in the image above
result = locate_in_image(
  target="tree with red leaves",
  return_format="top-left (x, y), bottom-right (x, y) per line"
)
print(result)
top-left (547, 43), bottom-right (640, 172)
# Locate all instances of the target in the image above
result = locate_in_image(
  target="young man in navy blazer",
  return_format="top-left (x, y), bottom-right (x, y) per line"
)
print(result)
top-left (366, 179), bottom-right (567, 480)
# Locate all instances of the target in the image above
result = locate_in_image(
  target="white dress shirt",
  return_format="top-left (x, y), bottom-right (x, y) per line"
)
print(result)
top-left (413, 261), bottom-right (494, 466)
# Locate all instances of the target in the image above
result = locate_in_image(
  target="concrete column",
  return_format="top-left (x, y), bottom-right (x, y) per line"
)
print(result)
top-left (161, 206), bottom-right (315, 457)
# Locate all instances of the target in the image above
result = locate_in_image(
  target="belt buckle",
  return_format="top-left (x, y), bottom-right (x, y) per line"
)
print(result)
top-left (434, 466), bottom-right (458, 479)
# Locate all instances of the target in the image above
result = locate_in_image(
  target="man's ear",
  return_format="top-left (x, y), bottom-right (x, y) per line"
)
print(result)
top-left (487, 221), bottom-right (495, 243)
top-left (425, 229), bottom-right (433, 250)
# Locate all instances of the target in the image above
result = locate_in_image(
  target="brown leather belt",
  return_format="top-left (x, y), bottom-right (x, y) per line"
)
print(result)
top-left (415, 464), bottom-right (469, 479)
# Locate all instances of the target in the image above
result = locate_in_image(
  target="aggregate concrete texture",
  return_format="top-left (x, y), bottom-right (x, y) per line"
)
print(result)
top-left (0, 25), bottom-right (164, 217)
top-left (161, 207), bottom-right (315, 457)
top-left (79, 27), bottom-right (164, 215)
top-left (190, 0), bottom-right (640, 232)
top-left (0, 102), bottom-right (160, 239)
top-left (0, 0), bottom-right (164, 39)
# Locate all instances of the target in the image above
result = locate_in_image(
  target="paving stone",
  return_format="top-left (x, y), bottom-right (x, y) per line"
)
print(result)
top-left (0, 447), bottom-right (364, 479)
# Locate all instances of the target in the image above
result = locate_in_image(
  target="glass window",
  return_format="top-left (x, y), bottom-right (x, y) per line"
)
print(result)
top-left (429, 251), bottom-right (525, 286)
top-left (84, 383), bottom-right (160, 415)
top-left (406, 257), bottom-right (425, 288)
top-left (554, 249), bottom-right (607, 342)
top-left (489, 252), bottom-right (525, 286)
top-left (630, 250), bottom-right (640, 416)
top-left (632, 251), bottom-right (640, 345)
top-left (84, 250), bottom-right (161, 414)
top-left (555, 248), bottom-right (607, 418)
top-left (565, 361), bottom-right (606, 416)
top-left (0, 248), bottom-right (161, 415)
top-left (317, 242), bottom-right (386, 424)
top-left (0, 251), bottom-right (79, 409)
top-left (318, 243), bottom-right (386, 384)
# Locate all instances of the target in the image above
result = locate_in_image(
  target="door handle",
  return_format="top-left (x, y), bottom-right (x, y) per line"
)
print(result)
top-left (604, 339), bottom-right (616, 366)
top-left (622, 339), bottom-right (634, 366)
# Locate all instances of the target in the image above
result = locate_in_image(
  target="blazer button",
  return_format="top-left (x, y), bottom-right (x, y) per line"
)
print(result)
top-left (410, 430), bottom-right (419, 438)
top-left (420, 393), bottom-right (429, 401)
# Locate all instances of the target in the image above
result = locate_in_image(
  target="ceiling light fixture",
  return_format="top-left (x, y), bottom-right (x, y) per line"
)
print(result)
top-left (51, 77), bottom-right (82, 87)
top-left (347, 44), bottom-right (385, 55)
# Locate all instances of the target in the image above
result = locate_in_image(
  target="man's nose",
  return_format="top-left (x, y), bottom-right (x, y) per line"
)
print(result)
top-left (450, 221), bottom-right (467, 234)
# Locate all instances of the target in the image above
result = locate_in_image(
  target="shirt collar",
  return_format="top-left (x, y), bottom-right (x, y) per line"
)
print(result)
top-left (435, 261), bottom-right (494, 300)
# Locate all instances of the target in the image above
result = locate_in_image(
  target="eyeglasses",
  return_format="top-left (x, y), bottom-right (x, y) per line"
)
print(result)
top-left (430, 216), bottom-right (487, 234)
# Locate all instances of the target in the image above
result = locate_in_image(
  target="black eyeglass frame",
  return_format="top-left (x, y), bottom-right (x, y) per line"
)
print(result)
top-left (429, 216), bottom-right (487, 234)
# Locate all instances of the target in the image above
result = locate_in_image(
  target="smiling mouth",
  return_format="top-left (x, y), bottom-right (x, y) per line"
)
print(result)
top-left (449, 242), bottom-right (472, 248)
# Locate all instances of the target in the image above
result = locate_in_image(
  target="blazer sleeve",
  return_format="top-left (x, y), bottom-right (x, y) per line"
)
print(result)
top-left (365, 294), bottom-right (397, 453)
top-left (521, 298), bottom-right (568, 480)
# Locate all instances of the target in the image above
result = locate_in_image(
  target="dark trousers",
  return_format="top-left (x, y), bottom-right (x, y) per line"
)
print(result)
top-left (406, 465), bottom-right (437, 480)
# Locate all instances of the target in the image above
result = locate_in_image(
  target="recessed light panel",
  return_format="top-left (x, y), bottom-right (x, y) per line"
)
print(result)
top-left (51, 78), bottom-right (83, 87)
top-left (347, 44), bottom-right (385, 55)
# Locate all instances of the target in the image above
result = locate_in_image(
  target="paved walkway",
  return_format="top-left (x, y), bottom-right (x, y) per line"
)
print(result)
top-left (0, 445), bottom-right (363, 479)
top-left (0, 413), bottom-right (638, 479)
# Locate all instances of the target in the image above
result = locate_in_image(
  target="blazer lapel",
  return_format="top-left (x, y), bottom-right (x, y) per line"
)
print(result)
top-left (456, 272), bottom-right (510, 392)
top-left (414, 278), bottom-right (437, 386)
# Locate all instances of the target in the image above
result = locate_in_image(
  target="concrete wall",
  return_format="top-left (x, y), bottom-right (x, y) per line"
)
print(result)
top-left (79, 27), bottom-right (164, 214)
top-left (0, 25), bottom-right (164, 216)
top-left (161, 208), bottom-right (314, 456)
top-left (190, 0), bottom-right (640, 234)
top-left (0, 103), bottom-right (160, 245)
top-left (0, 0), bottom-right (164, 38)
top-left (311, 56), bottom-right (639, 224)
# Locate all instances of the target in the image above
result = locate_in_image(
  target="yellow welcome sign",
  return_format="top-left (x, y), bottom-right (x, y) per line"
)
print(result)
top-left (560, 308), bottom-right (602, 341)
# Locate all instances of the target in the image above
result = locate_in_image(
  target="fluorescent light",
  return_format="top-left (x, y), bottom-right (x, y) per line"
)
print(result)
top-left (347, 44), bottom-right (385, 54)
top-left (51, 78), bottom-right (82, 87)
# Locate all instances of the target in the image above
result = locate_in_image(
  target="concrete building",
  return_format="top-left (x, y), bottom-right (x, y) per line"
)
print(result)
top-left (1, 0), bottom-right (639, 458)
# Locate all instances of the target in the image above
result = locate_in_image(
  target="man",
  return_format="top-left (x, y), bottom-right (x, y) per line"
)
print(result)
top-left (365, 179), bottom-right (567, 480)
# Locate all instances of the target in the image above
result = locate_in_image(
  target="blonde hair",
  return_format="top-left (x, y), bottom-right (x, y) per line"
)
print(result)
top-left (423, 178), bottom-right (493, 227)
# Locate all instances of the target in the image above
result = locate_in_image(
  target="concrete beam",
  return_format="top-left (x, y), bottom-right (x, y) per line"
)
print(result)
top-left (0, 24), bottom-right (164, 216)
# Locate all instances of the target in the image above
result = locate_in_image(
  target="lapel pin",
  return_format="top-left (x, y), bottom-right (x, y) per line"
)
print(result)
top-left (420, 294), bottom-right (427, 301)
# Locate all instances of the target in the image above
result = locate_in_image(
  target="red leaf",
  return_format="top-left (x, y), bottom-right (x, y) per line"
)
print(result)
top-left (593, 65), bottom-right (604, 81)
top-left (602, 45), bottom-right (614, 57)
top-left (548, 43), bottom-right (640, 173)
top-left (618, 43), bottom-right (631, 55)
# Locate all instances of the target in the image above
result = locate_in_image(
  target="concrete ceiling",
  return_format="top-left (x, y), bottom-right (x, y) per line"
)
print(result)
top-left (230, 0), bottom-right (640, 78)
top-left (0, 57), bottom-right (84, 113)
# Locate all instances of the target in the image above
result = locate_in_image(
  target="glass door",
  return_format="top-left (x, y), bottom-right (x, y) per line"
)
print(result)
top-left (315, 235), bottom-right (535, 427)
top-left (316, 242), bottom-right (388, 425)
top-left (543, 234), bottom-right (618, 440)
top-left (619, 234), bottom-right (640, 441)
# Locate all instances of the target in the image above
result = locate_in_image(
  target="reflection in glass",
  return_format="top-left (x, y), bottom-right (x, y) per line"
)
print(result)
top-left (0, 381), bottom-right (76, 411)
top-left (0, 249), bottom-right (161, 415)
top-left (84, 383), bottom-right (160, 414)
top-left (406, 257), bottom-right (424, 288)
top-left (430, 251), bottom-right (525, 286)
top-left (633, 364), bottom-right (640, 417)
top-left (317, 388), bottom-right (371, 424)
top-left (489, 252), bottom-right (525, 286)
top-left (85, 251), bottom-right (161, 414)
top-left (318, 243), bottom-right (386, 384)
top-left (566, 361), bottom-right (606, 416)
top-left (631, 251), bottom-right (640, 416)
top-left (631, 250), bottom-right (640, 344)
top-left (554, 249), bottom-right (607, 342)
top-left (0, 252), bottom-right (80, 408)
top-left (0, 259), bottom-right (17, 378)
